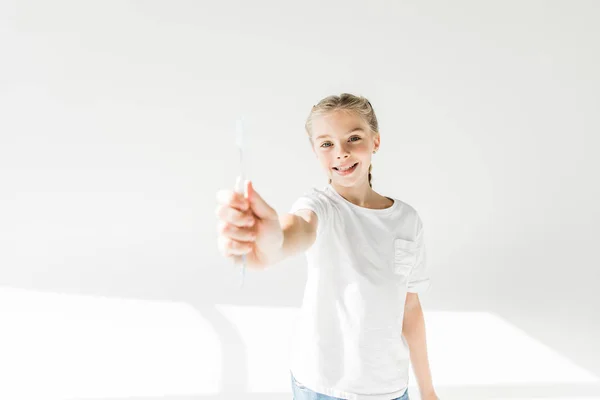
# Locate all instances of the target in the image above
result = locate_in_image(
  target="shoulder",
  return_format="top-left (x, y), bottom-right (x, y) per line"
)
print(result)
top-left (386, 194), bottom-right (418, 215)
top-left (289, 185), bottom-right (334, 235)
top-left (387, 195), bottom-right (425, 230)
top-left (304, 185), bottom-right (333, 199)
top-left (291, 185), bottom-right (335, 208)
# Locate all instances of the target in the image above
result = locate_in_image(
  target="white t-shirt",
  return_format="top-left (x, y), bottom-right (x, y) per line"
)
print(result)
top-left (287, 183), bottom-right (431, 400)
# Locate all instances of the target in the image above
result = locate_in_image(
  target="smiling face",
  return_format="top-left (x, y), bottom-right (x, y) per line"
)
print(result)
top-left (310, 109), bottom-right (380, 188)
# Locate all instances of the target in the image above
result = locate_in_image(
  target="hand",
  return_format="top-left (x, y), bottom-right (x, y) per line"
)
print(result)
top-left (421, 392), bottom-right (440, 400)
top-left (216, 180), bottom-right (284, 269)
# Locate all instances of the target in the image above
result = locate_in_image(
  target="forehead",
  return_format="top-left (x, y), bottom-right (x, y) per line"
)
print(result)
top-left (312, 110), bottom-right (367, 139)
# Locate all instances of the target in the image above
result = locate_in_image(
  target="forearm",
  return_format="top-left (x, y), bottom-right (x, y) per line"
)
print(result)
top-left (267, 213), bottom-right (314, 266)
top-left (402, 302), bottom-right (436, 397)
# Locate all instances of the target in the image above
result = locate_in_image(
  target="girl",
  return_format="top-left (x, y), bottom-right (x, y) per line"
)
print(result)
top-left (216, 93), bottom-right (438, 400)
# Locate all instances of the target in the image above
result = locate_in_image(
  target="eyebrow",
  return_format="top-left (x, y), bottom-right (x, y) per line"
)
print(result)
top-left (315, 127), bottom-right (364, 141)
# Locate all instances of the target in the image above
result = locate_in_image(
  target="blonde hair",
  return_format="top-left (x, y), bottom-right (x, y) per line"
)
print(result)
top-left (305, 93), bottom-right (379, 188)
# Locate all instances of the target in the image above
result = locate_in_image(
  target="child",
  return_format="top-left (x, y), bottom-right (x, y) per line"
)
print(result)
top-left (216, 93), bottom-right (438, 400)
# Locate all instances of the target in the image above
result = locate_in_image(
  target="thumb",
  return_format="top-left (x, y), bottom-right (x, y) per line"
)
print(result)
top-left (246, 180), bottom-right (277, 220)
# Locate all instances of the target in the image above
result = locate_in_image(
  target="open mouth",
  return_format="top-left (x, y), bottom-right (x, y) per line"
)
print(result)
top-left (333, 162), bottom-right (358, 175)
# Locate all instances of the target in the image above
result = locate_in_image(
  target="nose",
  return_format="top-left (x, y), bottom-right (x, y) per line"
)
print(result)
top-left (336, 145), bottom-right (351, 159)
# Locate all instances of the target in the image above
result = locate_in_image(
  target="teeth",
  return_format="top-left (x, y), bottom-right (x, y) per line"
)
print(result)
top-left (338, 163), bottom-right (355, 171)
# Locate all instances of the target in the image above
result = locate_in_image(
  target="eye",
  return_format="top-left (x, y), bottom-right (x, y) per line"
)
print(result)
top-left (320, 137), bottom-right (360, 148)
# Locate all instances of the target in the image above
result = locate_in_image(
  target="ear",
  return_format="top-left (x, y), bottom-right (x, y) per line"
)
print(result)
top-left (373, 133), bottom-right (381, 152)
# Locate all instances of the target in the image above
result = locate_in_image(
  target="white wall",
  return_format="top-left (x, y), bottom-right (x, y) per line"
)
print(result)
top-left (1, 1), bottom-right (598, 399)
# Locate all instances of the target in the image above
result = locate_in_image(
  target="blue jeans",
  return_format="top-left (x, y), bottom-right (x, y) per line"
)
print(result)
top-left (291, 372), bottom-right (409, 400)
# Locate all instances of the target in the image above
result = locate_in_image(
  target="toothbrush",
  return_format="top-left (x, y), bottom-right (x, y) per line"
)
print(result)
top-left (235, 118), bottom-right (247, 289)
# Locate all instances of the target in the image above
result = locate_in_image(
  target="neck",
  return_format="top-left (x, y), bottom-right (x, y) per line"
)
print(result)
top-left (330, 179), bottom-right (376, 207)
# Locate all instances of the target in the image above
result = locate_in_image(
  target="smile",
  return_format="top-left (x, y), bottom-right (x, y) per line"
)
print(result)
top-left (333, 162), bottom-right (358, 175)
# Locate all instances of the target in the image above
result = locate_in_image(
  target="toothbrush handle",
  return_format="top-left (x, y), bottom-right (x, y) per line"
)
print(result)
top-left (235, 176), bottom-right (247, 286)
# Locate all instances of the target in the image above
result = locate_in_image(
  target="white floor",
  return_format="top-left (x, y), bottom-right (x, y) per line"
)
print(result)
top-left (1, 287), bottom-right (598, 400)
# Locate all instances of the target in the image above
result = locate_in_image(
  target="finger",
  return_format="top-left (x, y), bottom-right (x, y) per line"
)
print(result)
top-left (218, 235), bottom-right (251, 257)
top-left (217, 220), bottom-right (256, 242)
top-left (216, 189), bottom-right (249, 211)
top-left (246, 181), bottom-right (276, 219)
top-left (224, 237), bottom-right (253, 256)
top-left (215, 204), bottom-right (256, 228)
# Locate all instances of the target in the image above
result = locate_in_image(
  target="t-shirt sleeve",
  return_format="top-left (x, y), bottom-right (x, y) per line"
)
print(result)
top-left (407, 217), bottom-right (432, 294)
top-left (288, 188), bottom-right (330, 237)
